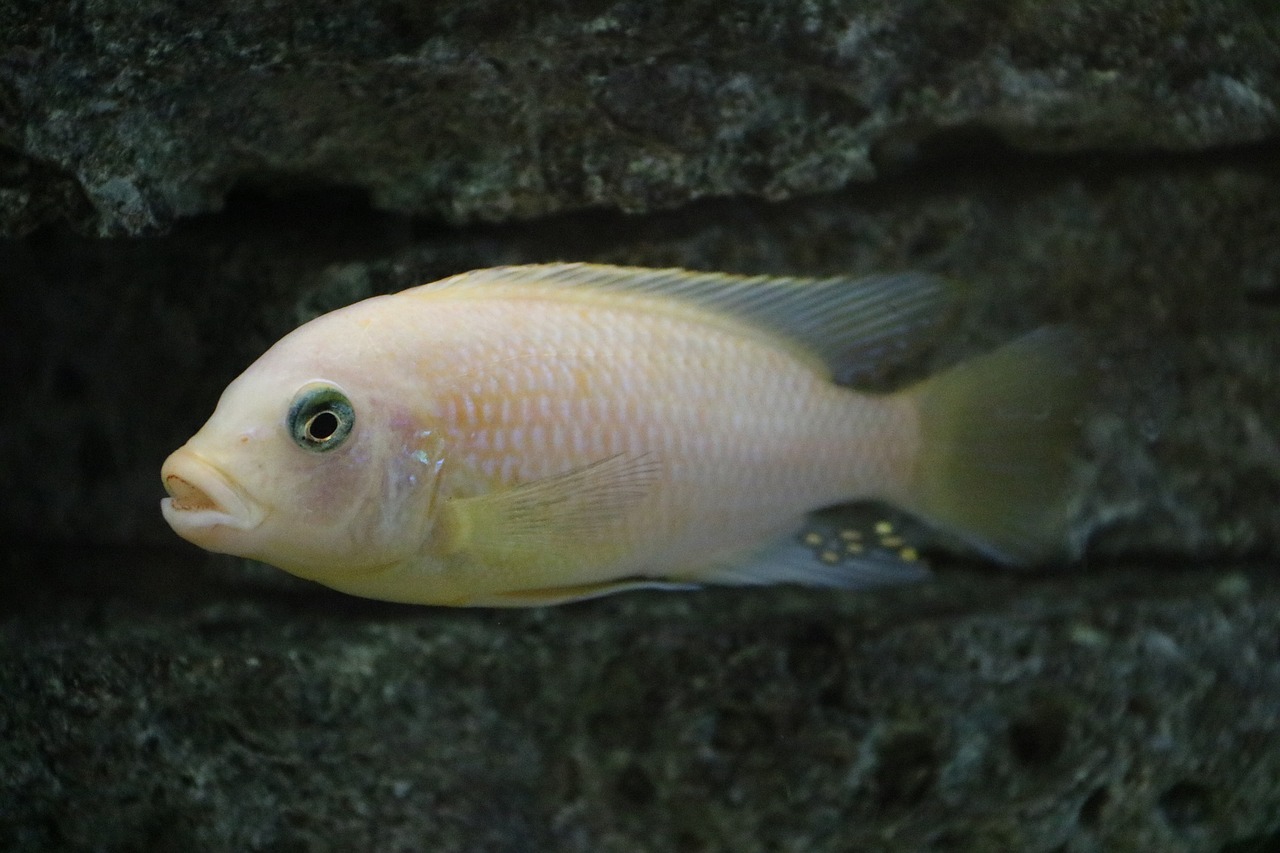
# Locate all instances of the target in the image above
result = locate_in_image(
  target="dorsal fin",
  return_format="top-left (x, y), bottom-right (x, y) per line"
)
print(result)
top-left (412, 263), bottom-right (956, 381)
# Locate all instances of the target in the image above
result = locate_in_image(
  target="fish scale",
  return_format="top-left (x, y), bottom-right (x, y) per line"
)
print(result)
top-left (422, 297), bottom-right (909, 589)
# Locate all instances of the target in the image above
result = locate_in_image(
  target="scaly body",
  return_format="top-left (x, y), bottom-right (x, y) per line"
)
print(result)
top-left (161, 264), bottom-right (1082, 606)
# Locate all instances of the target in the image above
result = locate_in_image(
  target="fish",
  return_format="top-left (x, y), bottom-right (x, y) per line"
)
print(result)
top-left (160, 263), bottom-right (1085, 607)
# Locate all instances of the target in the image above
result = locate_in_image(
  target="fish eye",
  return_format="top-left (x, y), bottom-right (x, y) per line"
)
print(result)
top-left (287, 384), bottom-right (355, 453)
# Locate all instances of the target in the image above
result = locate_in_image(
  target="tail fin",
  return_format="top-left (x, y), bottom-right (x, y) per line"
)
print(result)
top-left (903, 327), bottom-right (1087, 564)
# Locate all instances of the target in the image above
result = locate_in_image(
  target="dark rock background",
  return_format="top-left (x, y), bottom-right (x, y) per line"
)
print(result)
top-left (4, 0), bottom-right (1279, 236)
top-left (3, 1), bottom-right (1280, 851)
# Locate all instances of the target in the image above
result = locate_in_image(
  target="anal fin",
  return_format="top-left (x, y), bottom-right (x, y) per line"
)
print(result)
top-left (687, 509), bottom-right (933, 591)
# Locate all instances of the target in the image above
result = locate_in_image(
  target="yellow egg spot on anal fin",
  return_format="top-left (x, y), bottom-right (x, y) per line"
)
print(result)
top-left (690, 523), bottom-right (932, 591)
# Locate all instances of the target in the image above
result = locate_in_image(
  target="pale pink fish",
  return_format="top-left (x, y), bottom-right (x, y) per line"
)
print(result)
top-left (160, 264), bottom-right (1083, 606)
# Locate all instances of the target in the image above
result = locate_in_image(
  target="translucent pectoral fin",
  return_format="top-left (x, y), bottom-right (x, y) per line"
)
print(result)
top-left (441, 453), bottom-right (660, 568)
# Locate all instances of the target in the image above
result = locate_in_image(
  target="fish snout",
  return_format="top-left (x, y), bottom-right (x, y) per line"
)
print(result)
top-left (161, 447), bottom-right (263, 534)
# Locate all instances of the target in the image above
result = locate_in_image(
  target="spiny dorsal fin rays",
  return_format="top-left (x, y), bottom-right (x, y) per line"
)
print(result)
top-left (441, 453), bottom-right (661, 567)
top-left (415, 263), bottom-right (956, 382)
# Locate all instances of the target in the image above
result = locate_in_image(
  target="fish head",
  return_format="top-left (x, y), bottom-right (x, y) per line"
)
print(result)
top-left (161, 310), bottom-right (445, 582)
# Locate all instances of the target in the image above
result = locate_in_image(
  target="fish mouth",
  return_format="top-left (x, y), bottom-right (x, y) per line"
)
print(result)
top-left (160, 447), bottom-right (264, 534)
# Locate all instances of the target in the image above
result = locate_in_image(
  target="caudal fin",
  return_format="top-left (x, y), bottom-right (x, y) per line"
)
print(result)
top-left (903, 327), bottom-right (1087, 564)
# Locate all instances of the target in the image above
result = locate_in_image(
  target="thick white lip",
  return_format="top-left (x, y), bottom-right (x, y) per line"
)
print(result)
top-left (160, 447), bottom-right (264, 532)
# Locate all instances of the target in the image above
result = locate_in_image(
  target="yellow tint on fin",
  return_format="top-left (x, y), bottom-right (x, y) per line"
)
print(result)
top-left (417, 263), bottom-right (957, 381)
top-left (904, 326), bottom-right (1088, 564)
top-left (441, 453), bottom-right (659, 568)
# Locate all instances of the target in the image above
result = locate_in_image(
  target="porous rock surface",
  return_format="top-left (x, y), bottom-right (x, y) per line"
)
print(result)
top-left (3, 1), bottom-right (1280, 851)
top-left (1, 0), bottom-right (1277, 235)
top-left (3, 557), bottom-right (1279, 852)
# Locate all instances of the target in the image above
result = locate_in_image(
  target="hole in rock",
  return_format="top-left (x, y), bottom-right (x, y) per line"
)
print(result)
top-left (1079, 786), bottom-right (1109, 828)
top-left (1158, 780), bottom-right (1214, 830)
top-left (874, 730), bottom-right (938, 809)
top-left (1007, 700), bottom-right (1071, 767)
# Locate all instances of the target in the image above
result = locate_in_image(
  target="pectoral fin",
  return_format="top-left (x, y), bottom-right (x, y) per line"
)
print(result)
top-left (441, 453), bottom-right (660, 569)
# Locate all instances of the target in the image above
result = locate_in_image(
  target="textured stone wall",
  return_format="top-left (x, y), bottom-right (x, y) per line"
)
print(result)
top-left (2, 1), bottom-right (1277, 235)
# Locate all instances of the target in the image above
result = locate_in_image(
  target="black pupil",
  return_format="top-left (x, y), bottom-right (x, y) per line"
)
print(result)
top-left (307, 409), bottom-right (340, 441)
